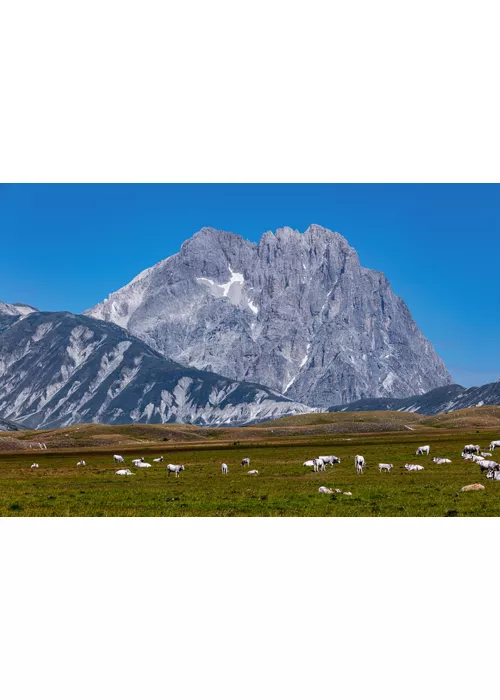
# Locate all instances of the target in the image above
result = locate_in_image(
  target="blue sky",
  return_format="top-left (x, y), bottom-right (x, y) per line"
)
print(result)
top-left (0, 184), bottom-right (498, 388)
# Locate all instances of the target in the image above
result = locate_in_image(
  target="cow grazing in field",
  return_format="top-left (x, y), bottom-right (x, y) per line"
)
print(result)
top-left (416, 445), bottom-right (430, 455)
top-left (461, 483), bottom-right (485, 492)
top-left (378, 463), bottom-right (393, 473)
top-left (405, 463), bottom-right (424, 471)
top-left (478, 460), bottom-right (498, 472)
top-left (355, 455), bottom-right (365, 474)
top-left (489, 440), bottom-right (500, 451)
top-left (241, 458), bottom-right (251, 467)
top-left (318, 455), bottom-right (340, 466)
top-left (153, 456), bottom-right (164, 463)
top-left (463, 444), bottom-right (480, 454)
top-left (433, 458), bottom-right (451, 465)
top-left (116, 469), bottom-right (134, 476)
top-left (315, 458), bottom-right (326, 472)
top-left (113, 455), bottom-right (125, 464)
top-left (76, 460), bottom-right (86, 467)
top-left (30, 463), bottom-right (39, 469)
top-left (247, 470), bottom-right (259, 475)
top-left (167, 464), bottom-right (185, 477)
top-left (221, 463), bottom-right (228, 474)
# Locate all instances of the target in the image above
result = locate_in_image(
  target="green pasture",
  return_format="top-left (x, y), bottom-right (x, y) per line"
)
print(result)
top-left (0, 430), bottom-right (499, 516)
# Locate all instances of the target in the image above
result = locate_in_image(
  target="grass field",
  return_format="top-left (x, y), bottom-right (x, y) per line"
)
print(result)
top-left (0, 423), bottom-right (499, 516)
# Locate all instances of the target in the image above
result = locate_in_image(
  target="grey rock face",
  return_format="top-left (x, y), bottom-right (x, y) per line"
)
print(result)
top-left (86, 225), bottom-right (452, 406)
top-left (0, 311), bottom-right (314, 429)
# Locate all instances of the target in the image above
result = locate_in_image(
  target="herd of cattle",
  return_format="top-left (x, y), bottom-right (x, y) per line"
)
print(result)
top-left (27, 441), bottom-right (500, 492)
top-left (300, 440), bottom-right (500, 484)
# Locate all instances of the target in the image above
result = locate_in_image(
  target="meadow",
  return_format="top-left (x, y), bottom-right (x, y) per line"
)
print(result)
top-left (0, 423), bottom-right (499, 516)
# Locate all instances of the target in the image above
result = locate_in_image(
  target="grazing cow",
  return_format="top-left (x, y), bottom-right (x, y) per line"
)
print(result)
top-left (113, 455), bottom-right (125, 464)
top-left (116, 469), bottom-right (134, 476)
top-left (247, 470), bottom-right (259, 475)
top-left (481, 452), bottom-right (493, 457)
top-left (303, 460), bottom-right (316, 468)
top-left (478, 460), bottom-right (498, 472)
top-left (167, 463), bottom-right (185, 477)
top-left (461, 483), bottom-right (485, 492)
top-left (433, 458), bottom-right (451, 465)
top-left (153, 456), bottom-right (164, 463)
top-left (463, 444), bottom-right (480, 454)
top-left (221, 463), bottom-right (228, 474)
top-left (318, 486), bottom-right (334, 494)
top-left (405, 463), bottom-right (424, 471)
top-left (355, 455), bottom-right (365, 475)
top-left (76, 460), bottom-right (86, 467)
top-left (378, 463), bottom-right (393, 473)
top-left (241, 458), bottom-right (251, 467)
top-left (316, 458), bottom-right (327, 472)
top-left (30, 463), bottom-right (39, 469)
top-left (318, 455), bottom-right (341, 466)
top-left (416, 445), bottom-right (430, 455)
top-left (489, 440), bottom-right (500, 451)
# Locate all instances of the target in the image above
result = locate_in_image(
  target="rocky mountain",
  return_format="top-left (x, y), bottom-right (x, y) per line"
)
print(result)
top-left (0, 310), bottom-right (314, 429)
top-left (0, 301), bottom-right (37, 317)
top-left (329, 381), bottom-right (500, 415)
top-left (86, 225), bottom-right (452, 407)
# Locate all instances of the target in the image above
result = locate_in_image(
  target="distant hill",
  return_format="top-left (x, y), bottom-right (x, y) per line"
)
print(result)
top-left (328, 382), bottom-right (500, 416)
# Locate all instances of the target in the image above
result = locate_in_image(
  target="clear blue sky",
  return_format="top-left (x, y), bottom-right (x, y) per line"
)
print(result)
top-left (0, 184), bottom-right (498, 388)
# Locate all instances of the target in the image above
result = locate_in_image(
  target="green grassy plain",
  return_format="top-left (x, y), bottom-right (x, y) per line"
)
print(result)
top-left (0, 426), bottom-right (499, 516)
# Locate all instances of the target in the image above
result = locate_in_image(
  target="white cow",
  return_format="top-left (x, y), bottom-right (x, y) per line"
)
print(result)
top-left (303, 460), bottom-right (316, 468)
top-left (378, 463), bottom-right (393, 473)
top-left (136, 461), bottom-right (151, 468)
top-left (355, 455), bottom-right (365, 474)
top-left (167, 464), bottom-right (185, 477)
top-left (463, 444), bottom-right (480, 454)
top-left (76, 460), bottom-right (86, 467)
top-left (405, 463), bottom-right (424, 471)
top-left (241, 457), bottom-right (251, 467)
top-left (481, 452), bottom-right (493, 457)
top-left (471, 454), bottom-right (486, 463)
top-left (247, 469), bottom-right (259, 475)
top-left (318, 455), bottom-right (341, 466)
top-left (462, 452), bottom-right (473, 460)
top-left (116, 469), bottom-right (134, 476)
top-left (318, 486), bottom-right (334, 494)
top-left (416, 445), bottom-right (430, 455)
top-left (316, 458), bottom-right (327, 472)
top-left (153, 456), bottom-right (164, 463)
top-left (489, 440), bottom-right (500, 451)
top-left (487, 469), bottom-right (500, 481)
top-left (30, 463), bottom-right (39, 469)
top-left (113, 455), bottom-right (125, 464)
top-left (221, 463), bottom-right (228, 474)
top-left (433, 458), bottom-right (452, 464)
top-left (478, 460), bottom-right (498, 472)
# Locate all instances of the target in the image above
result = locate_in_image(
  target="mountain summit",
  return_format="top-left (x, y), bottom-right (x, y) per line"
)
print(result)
top-left (86, 225), bottom-right (452, 407)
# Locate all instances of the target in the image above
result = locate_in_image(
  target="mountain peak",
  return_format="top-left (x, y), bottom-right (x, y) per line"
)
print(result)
top-left (85, 224), bottom-right (452, 407)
